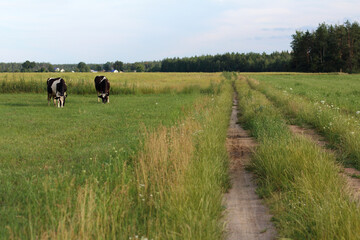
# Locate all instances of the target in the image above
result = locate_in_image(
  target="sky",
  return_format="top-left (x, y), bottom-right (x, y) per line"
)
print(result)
top-left (0, 0), bottom-right (359, 64)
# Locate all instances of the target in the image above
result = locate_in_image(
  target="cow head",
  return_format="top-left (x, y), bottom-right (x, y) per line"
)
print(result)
top-left (98, 93), bottom-right (109, 103)
top-left (58, 92), bottom-right (67, 108)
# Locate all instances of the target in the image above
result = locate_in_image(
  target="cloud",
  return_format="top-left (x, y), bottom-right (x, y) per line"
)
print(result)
top-left (0, 0), bottom-right (360, 62)
top-left (169, 1), bottom-right (360, 57)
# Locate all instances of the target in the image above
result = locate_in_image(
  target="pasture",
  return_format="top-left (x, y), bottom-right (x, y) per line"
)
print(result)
top-left (246, 73), bottom-right (360, 114)
top-left (3, 72), bottom-right (360, 239)
top-left (0, 72), bottom-right (232, 239)
top-left (240, 73), bottom-right (360, 239)
top-left (246, 73), bottom-right (360, 169)
top-left (0, 72), bottom-right (223, 95)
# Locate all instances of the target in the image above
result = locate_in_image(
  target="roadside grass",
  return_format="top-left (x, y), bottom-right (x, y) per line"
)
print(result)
top-left (1, 74), bottom-right (233, 238)
top-left (0, 72), bottom-right (223, 95)
top-left (246, 76), bottom-right (360, 169)
top-left (133, 81), bottom-right (232, 239)
top-left (236, 77), bottom-right (360, 239)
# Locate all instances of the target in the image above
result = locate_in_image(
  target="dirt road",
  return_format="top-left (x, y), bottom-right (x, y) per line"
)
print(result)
top-left (224, 93), bottom-right (276, 240)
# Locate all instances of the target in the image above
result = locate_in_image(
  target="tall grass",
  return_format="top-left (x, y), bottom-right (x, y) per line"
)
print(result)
top-left (0, 72), bottom-right (224, 95)
top-left (0, 93), bottom-right (201, 239)
top-left (4, 77), bottom-right (233, 239)
top-left (49, 82), bottom-right (231, 239)
top-left (246, 76), bottom-right (360, 169)
top-left (236, 77), bottom-right (360, 239)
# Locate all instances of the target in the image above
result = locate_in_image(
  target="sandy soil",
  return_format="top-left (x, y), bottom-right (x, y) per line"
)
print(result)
top-left (289, 125), bottom-right (360, 200)
top-left (224, 94), bottom-right (276, 240)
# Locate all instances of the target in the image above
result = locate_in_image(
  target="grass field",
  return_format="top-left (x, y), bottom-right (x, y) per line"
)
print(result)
top-left (3, 72), bottom-right (360, 239)
top-left (246, 73), bottom-right (360, 115)
top-left (0, 72), bottom-right (223, 94)
top-left (236, 75), bottom-right (360, 239)
top-left (246, 73), bottom-right (360, 169)
top-left (0, 72), bottom-right (233, 239)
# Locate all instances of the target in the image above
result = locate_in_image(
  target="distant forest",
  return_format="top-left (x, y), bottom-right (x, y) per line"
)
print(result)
top-left (160, 52), bottom-right (292, 72)
top-left (1, 21), bottom-right (359, 73)
top-left (292, 21), bottom-right (360, 73)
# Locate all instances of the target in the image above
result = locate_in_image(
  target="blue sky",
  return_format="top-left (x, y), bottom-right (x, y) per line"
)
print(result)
top-left (0, 0), bottom-right (359, 63)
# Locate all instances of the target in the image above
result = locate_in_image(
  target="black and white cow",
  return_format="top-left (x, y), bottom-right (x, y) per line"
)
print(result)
top-left (47, 77), bottom-right (67, 108)
top-left (94, 76), bottom-right (110, 103)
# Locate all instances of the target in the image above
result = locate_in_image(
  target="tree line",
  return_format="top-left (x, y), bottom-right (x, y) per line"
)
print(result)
top-left (161, 21), bottom-right (360, 73)
top-left (291, 21), bottom-right (360, 72)
top-left (160, 51), bottom-right (292, 72)
top-left (0, 61), bottom-right (161, 73)
top-left (1, 21), bottom-right (359, 73)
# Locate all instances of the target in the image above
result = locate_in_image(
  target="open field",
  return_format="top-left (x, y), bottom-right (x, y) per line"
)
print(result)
top-left (3, 72), bottom-right (360, 239)
top-left (246, 73), bottom-right (360, 115)
top-left (236, 75), bottom-right (360, 239)
top-left (0, 72), bottom-right (223, 95)
top-left (246, 73), bottom-right (360, 169)
top-left (0, 93), bottom-right (199, 237)
top-left (0, 72), bottom-right (233, 239)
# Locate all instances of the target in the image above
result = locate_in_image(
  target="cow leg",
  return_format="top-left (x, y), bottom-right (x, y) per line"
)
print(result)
top-left (97, 92), bottom-right (100, 102)
top-left (53, 98), bottom-right (57, 106)
top-left (107, 97), bottom-right (109, 103)
top-left (48, 94), bottom-right (51, 106)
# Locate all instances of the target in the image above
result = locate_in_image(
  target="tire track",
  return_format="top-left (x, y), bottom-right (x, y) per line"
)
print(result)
top-left (224, 92), bottom-right (276, 240)
top-left (289, 125), bottom-right (360, 200)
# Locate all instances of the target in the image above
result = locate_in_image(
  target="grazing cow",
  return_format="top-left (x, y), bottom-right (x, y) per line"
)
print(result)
top-left (94, 76), bottom-right (110, 103)
top-left (47, 77), bottom-right (67, 108)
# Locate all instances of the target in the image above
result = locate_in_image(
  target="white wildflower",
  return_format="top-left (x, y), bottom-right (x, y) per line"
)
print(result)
top-left (320, 100), bottom-right (325, 104)
top-left (356, 111), bottom-right (360, 114)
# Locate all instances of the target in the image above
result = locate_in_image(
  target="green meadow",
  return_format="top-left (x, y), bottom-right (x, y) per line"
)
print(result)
top-left (0, 93), bottom-right (198, 236)
top-left (0, 72), bottom-right (222, 95)
top-left (3, 72), bottom-right (360, 239)
top-left (246, 73), bottom-right (360, 169)
top-left (246, 73), bottom-right (360, 114)
top-left (0, 73), bottom-right (232, 239)
top-left (235, 77), bottom-right (360, 239)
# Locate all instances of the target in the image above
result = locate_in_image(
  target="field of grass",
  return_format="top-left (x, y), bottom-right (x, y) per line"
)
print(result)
top-left (0, 72), bottom-right (223, 95)
top-left (0, 72), bottom-right (233, 239)
top-left (246, 73), bottom-right (360, 115)
top-left (235, 76), bottom-right (360, 239)
top-left (246, 74), bottom-right (360, 169)
top-left (4, 71), bottom-right (360, 239)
